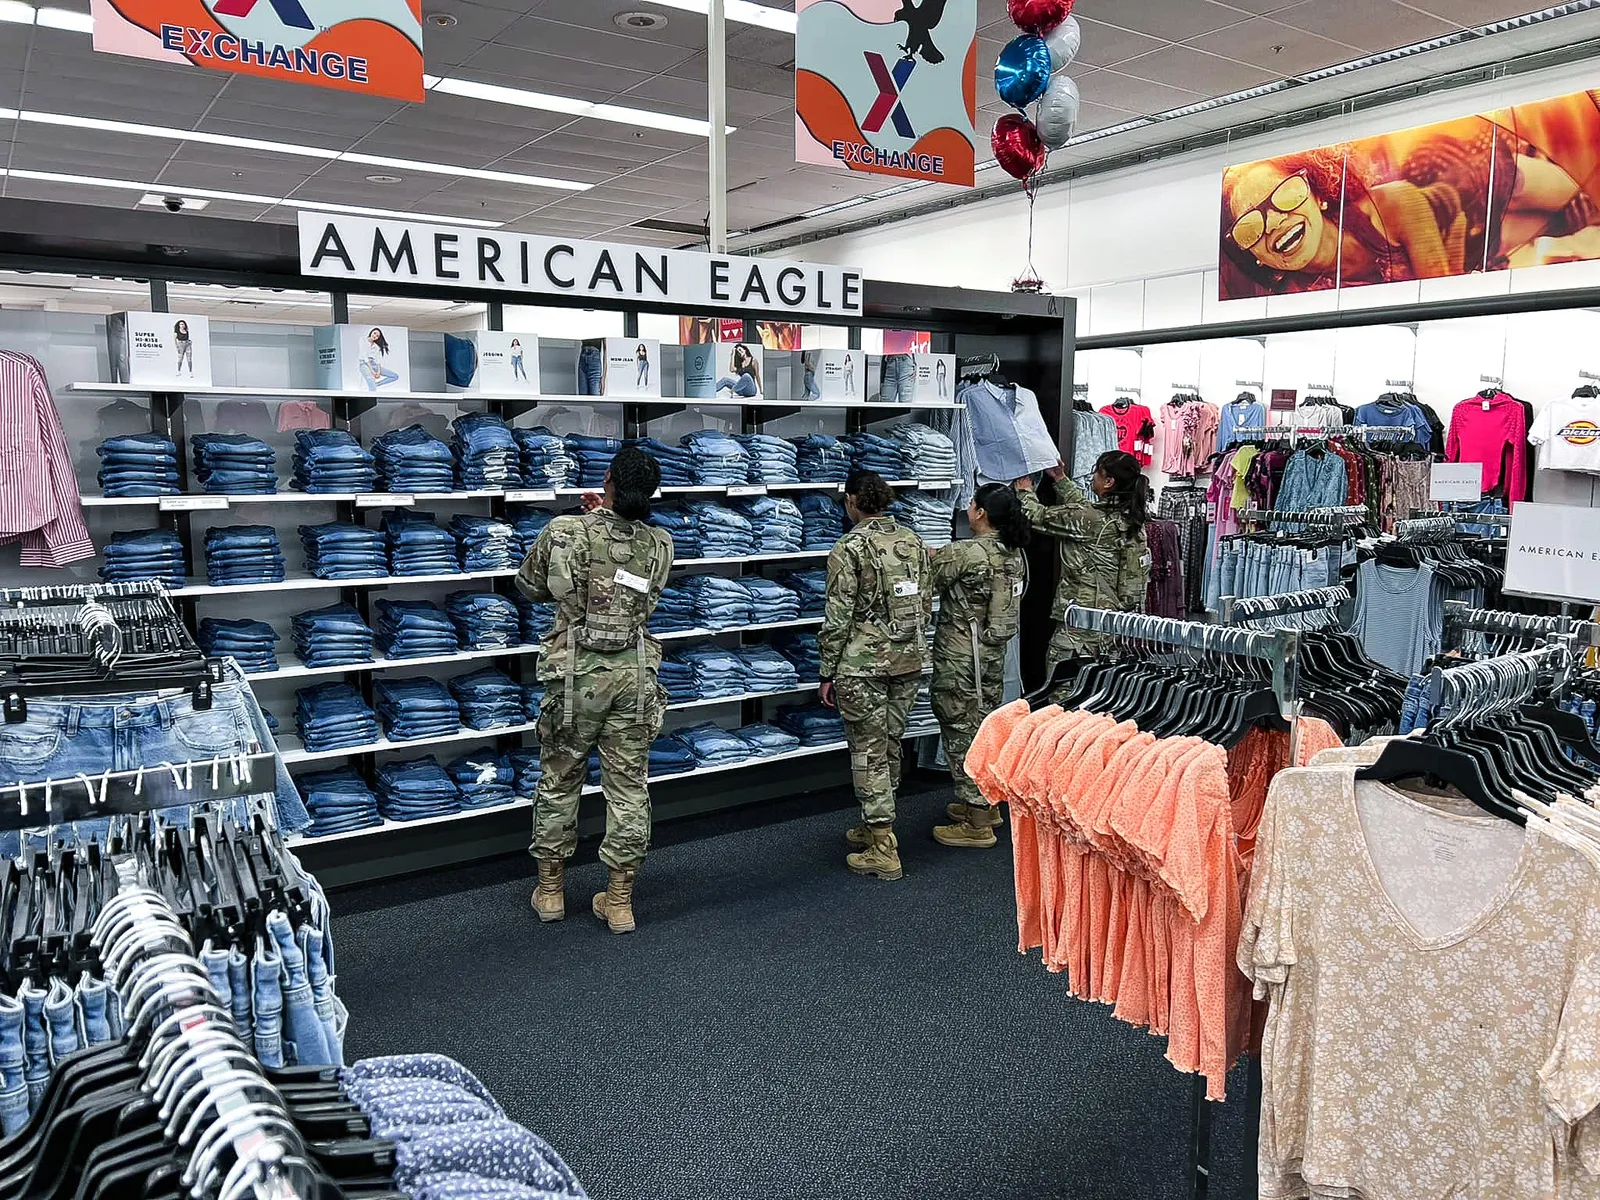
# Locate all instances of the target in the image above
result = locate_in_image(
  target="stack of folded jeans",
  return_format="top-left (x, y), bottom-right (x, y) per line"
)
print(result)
top-left (374, 599), bottom-right (459, 660)
top-left (372, 425), bottom-right (456, 493)
top-left (449, 515), bottom-right (519, 571)
top-left (888, 490), bottom-right (956, 548)
top-left (375, 757), bottom-right (462, 821)
top-left (647, 505), bottom-right (700, 560)
top-left (634, 437), bottom-right (697, 486)
top-left (685, 575), bottom-right (752, 630)
top-left (566, 434), bottom-right (624, 488)
top-left (734, 723), bottom-right (800, 757)
top-left (736, 644), bottom-right (800, 692)
top-left (679, 721), bottom-right (752, 767)
top-left (510, 507), bottom-right (555, 557)
top-left (452, 413), bottom-right (521, 490)
top-left (197, 618), bottom-right (280, 673)
top-left (648, 584), bottom-right (697, 634)
top-left (778, 569), bottom-right (828, 615)
top-left (890, 422), bottom-right (958, 480)
top-left (513, 428), bottom-right (576, 487)
top-left (516, 597), bottom-right (555, 643)
top-left (772, 631), bottom-right (823, 680)
top-left (675, 642), bottom-right (748, 699)
top-left (295, 682), bottom-right (380, 753)
top-left (384, 511), bottom-right (460, 576)
top-left (291, 429), bottom-right (376, 493)
top-left (97, 433), bottom-right (180, 497)
top-left (296, 767), bottom-right (382, 837)
top-left (447, 751), bottom-right (517, 809)
top-left (299, 522), bottom-right (388, 580)
top-left (103, 529), bottom-right (191, 589)
top-left (374, 678), bottom-right (461, 742)
top-left (841, 431), bottom-right (902, 478)
top-left (658, 654), bottom-right (698, 703)
top-left (506, 748), bottom-right (541, 794)
top-left (797, 494), bottom-right (846, 550)
top-left (793, 434), bottom-right (850, 482)
top-left (738, 576), bottom-right (801, 623)
top-left (680, 430), bottom-right (749, 485)
top-left (191, 433), bottom-right (278, 494)
top-left (737, 434), bottom-right (800, 483)
top-left (686, 502), bottom-right (754, 558)
top-left (649, 734), bottom-right (698, 777)
top-left (776, 702), bottom-right (845, 746)
top-left (522, 682), bottom-right (545, 722)
top-left (262, 709), bottom-right (281, 736)
top-left (292, 603), bottom-right (375, 668)
top-left (444, 591), bottom-right (520, 650)
top-left (731, 496), bottom-right (802, 553)
top-left (204, 524), bottom-right (287, 586)
top-left (448, 668), bottom-right (525, 730)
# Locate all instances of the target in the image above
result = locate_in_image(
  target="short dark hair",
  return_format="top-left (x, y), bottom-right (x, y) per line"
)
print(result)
top-left (609, 446), bottom-right (661, 521)
top-left (845, 469), bottom-right (894, 515)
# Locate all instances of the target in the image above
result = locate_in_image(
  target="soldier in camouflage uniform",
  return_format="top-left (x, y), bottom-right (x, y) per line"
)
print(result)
top-left (518, 446), bottom-right (674, 934)
top-left (1017, 450), bottom-right (1150, 669)
top-left (925, 484), bottom-right (1031, 849)
top-left (819, 470), bottom-right (932, 880)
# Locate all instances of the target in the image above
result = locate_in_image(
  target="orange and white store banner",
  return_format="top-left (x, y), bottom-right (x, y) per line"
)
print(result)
top-left (90, 0), bottom-right (425, 101)
top-left (795, 0), bottom-right (977, 187)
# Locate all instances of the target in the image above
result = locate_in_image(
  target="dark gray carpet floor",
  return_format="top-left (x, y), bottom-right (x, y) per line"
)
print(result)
top-left (329, 778), bottom-right (1255, 1200)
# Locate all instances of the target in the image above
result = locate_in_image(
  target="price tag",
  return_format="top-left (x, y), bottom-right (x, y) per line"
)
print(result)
top-left (158, 495), bottom-right (228, 512)
top-left (836, 483), bottom-right (847, 494)
top-left (506, 489), bottom-right (557, 503)
top-left (357, 493), bottom-right (413, 508)
top-left (727, 484), bottom-right (767, 497)
top-left (918, 480), bottom-right (951, 491)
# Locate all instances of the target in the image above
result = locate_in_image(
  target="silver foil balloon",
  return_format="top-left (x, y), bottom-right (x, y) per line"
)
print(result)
top-left (1044, 15), bottom-right (1081, 71)
top-left (1036, 73), bottom-right (1080, 149)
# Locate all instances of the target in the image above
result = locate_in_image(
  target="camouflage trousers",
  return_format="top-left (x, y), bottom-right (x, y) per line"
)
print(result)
top-left (532, 667), bottom-right (666, 870)
top-left (835, 672), bottom-right (920, 826)
top-left (931, 643), bottom-right (1006, 807)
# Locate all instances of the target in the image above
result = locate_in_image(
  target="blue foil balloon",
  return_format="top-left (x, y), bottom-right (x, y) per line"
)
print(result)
top-left (995, 35), bottom-right (1053, 110)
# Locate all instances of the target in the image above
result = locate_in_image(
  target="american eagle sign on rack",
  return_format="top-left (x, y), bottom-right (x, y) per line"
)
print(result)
top-left (299, 214), bottom-right (867, 318)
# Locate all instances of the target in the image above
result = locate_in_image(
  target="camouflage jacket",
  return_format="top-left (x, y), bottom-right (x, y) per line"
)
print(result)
top-left (819, 515), bottom-right (932, 680)
top-left (1020, 481), bottom-right (1148, 619)
top-left (515, 507), bottom-right (674, 682)
top-left (930, 533), bottom-right (1026, 658)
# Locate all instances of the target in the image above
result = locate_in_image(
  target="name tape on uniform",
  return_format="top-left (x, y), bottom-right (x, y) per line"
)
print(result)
top-left (614, 567), bottom-right (651, 593)
top-left (893, 580), bottom-right (920, 597)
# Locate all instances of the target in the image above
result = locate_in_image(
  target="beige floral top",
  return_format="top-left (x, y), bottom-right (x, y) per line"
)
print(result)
top-left (1241, 764), bottom-right (1600, 1199)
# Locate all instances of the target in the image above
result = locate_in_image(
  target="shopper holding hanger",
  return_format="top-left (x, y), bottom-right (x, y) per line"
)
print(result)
top-left (519, 446), bottom-right (674, 934)
top-left (924, 484), bottom-right (1030, 849)
top-left (819, 470), bottom-right (932, 880)
top-left (1017, 450), bottom-right (1150, 668)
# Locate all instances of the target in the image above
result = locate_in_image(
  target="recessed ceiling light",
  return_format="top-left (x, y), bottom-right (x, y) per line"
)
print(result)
top-left (425, 75), bottom-right (733, 137)
top-left (366, 174), bottom-right (403, 184)
top-left (425, 11), bottom-right (456, 26)
top-left (615, 11), bottom-right (668, 29)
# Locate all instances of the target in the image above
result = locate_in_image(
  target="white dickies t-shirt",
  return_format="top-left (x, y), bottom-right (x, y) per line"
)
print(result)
top-left (1529, 398), bottom-right (1600, 472)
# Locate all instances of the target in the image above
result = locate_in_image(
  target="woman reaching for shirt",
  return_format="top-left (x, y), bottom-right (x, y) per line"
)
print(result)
top-left (1016, 450), bottom-right (1150, 668)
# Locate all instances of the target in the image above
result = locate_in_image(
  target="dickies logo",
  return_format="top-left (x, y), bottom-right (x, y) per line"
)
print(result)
top-left (1559, 420), bottom-right (1600, 445)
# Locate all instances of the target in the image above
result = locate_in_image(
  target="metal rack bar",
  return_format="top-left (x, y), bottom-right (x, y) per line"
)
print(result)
top-left (0, 752), bottom-right (282, 831)
top-left (1443, 600), bottom-right (1600, 648)
top-left (1240, 505), bottom-right (1369, 526)
top-left (1425, 641), bottom-right (1572, 726)
top-left (1221, 585), bottom-right (1350, 627)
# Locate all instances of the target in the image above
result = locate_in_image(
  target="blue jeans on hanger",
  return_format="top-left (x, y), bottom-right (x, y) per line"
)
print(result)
top-left (577, 345), bottom-right (603, 395)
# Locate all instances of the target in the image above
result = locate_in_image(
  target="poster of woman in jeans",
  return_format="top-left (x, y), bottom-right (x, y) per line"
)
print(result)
top-left (715, 343), bottom-right (763, 398)
top-left (362, 328), bottom-right (402, 391)
top-left (173, 320), bottom-right (194, 377)
top-left (636, 343), bottom-right (650, 388)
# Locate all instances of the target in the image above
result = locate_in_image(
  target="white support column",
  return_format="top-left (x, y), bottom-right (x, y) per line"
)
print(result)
top-left (708, 0), bottom-right (729, 254)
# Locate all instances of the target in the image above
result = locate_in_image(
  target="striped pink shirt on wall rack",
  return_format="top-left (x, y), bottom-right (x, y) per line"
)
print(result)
top-left (0, 351), bottom-right (94, 567)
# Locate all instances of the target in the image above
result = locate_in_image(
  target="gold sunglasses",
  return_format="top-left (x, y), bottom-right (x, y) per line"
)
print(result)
top-left (1230, 171), bottom-right (1312, 251)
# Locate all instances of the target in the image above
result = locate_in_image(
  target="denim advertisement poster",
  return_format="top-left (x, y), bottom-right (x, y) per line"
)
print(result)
top-left (1220, 88), bottom-right (1600, 300)
top-left (315, 324), bottom-right (411, 393)
top-left (795, 0), bottom-right (978, 186)
top-left (108, 311), bottom-right (212, 387)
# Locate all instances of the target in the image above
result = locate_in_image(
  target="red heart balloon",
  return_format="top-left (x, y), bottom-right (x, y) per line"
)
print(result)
top-left (1007, 0), bottom-right (1073, 35)
top-left (991, 114), bottom-right (1047, 182)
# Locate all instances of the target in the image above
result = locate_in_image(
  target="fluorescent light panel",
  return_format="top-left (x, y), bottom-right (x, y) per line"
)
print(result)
top-left (639, 0), bottom-right (797, 33)
top-left (424, 75), bottom-right (732, 137)
top-left (0, 168), bottom-right (504, 227)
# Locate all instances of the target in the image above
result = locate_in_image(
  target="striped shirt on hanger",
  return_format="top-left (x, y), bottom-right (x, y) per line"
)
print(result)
top-left (0, 351), bottom-right (94, 567)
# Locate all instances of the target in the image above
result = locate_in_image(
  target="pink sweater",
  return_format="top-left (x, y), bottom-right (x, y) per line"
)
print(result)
top-left (1445, 391), bottom-right (1528, 504)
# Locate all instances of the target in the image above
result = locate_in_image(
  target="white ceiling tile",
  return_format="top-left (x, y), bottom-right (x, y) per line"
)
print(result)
top-left (1116, 45), bottom-right (1279, 93)
top-left (1273, 0), bottom-right (1461, 48)
top-left (1186, 17), bottom-right (1361, 73)
top-left (1073, 0), bottom-right (1254, 40)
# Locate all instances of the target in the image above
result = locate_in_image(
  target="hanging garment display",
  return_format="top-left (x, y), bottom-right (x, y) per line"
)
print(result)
top-left (0, 351), bottom-right (93, 566)
top-left (957, 376), bottom-right (1062, 482)
top-left (1216, 394), bottom-right (1265, 452)
top-left (1159, 393), bottom-right (1220, 478)
top-left (1099, 399), bottom-right (1155, 465)
top-left (1529, 390), bottom-right (1600, 473)
top-left (1446, 389), bottom-right (1529, 502)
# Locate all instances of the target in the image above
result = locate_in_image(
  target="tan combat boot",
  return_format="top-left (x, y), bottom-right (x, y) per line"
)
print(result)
top-left (591, 866), bottom-right (638, 934)
top-left (846, 825), bottom-right (903, 880)
top-left (945, 801), bottom-right (971, 824)
top-left (933, 803), bottom-right (1001, 849)
top-left (531, 858), bottom-right (565, 922)
top-left (845, 822), bottom-right (871, 848)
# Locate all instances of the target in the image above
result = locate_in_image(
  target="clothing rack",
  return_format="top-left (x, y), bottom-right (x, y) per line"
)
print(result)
top-left (1426, 641), bottom-right (1572, 727)
top-left (1410, 508), bottom-right (1513, 531)
top-left (1443, 600), bottom-right (1600, 649)
top-left (1394, 514), bottom-right (1460, 543)
top-left (1063, 602), bottom-right (1295, 1200)
top-left (0, 750), bottom-right (282, 830)
top-left (1240, 505), bottom-right (1369, 528)
top-left (1221, 585), bottom-right (1350, 628)
top-left (957, 353), bottom-right (1000, 380)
